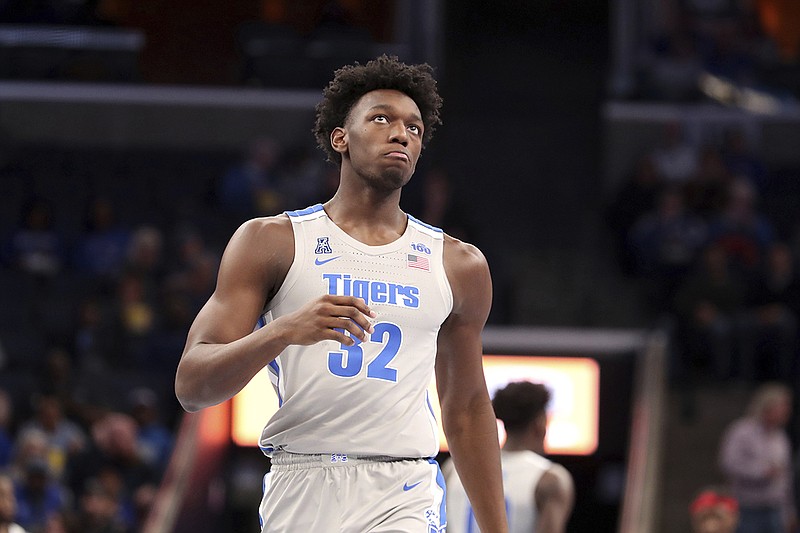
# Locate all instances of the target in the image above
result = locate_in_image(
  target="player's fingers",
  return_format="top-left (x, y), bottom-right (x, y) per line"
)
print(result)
top-left (330, 316), bottom-right (369, 342)
top-left (327, 327), bottom-right (356, 346)
top-left (323, 320), bottom-right (367, 345)
top-left (322, 295), bottom-right (376, 319)
top-left (327, 305), bottom-right (374, 334)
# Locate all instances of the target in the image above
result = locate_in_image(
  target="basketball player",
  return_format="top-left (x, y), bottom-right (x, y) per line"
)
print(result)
top-left (444, 382), bottom-right (574, 533)
top-left (175, 55), bottom-right (508, 532)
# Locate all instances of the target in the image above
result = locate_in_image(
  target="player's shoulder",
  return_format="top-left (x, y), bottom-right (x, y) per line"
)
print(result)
top-left (539, 462), bottom-right (575, 495)
top-left (222, 214), bottom-right (294, 287)
top-left (442, 234), bottom-right (491, 312)
top-left (223, 214), bottom-right (293, 267)
top-left (233, 213), bottom-right (292, 243)
top-left (443, 233), bottom-right (488, 272)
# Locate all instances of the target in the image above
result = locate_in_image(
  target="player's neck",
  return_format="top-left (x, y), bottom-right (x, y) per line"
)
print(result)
top-left (324, 191), bottom-right (407, 246)
top-left (503, 433), bottom-right (544, 455)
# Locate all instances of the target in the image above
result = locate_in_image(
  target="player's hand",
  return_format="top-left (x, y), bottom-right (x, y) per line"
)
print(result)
top-left (273, 294), bottom-right (376, 347)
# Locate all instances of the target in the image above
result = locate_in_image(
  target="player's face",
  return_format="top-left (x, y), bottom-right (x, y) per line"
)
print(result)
top-left (340, 89), bottom-right (424, 190)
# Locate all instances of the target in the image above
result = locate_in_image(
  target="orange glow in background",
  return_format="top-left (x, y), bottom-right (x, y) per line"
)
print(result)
top-left (231, 365), bottom-right (278, 447)
top-left (199, 400), bottom-right (232, 447)
top-left (231, 355), bottom-right (600, 455)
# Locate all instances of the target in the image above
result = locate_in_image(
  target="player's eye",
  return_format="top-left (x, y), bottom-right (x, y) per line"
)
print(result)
top-left (373, 115), bottom-right (388, 124)
top-left (408, 124), bottom-right (421, 135)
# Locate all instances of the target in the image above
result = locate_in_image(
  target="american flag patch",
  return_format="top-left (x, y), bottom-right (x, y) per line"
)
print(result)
top-left (407, 254), bottom-right (430, 271)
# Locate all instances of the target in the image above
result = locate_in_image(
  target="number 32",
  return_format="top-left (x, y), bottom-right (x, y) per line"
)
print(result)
top-left (328, 322), bottom-right (402, 382)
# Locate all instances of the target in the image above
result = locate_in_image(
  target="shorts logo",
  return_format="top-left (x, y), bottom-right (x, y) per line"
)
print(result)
top-left (315, 236), bottom-right (332, 254)
top-left (425, 509), bottom-right (443, 531)
top-left (330, 453), bottom-right (348, 463)
top-left (403, 481), bottom-right (422, 491)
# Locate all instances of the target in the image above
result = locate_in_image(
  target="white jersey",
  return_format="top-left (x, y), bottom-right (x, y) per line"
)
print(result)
top-left (258, 204), bottom-right (453, 458)
top-left (444, 450), bottom-right (552, 533)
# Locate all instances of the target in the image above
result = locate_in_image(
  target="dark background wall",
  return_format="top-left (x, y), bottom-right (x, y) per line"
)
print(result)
top-left (435, 1), bottom-right (611, 325)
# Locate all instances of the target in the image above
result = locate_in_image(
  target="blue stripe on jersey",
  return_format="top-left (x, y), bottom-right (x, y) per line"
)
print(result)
top-left (407, 214), bottom-right (443, 233)
top-left (429, 458), bottom-right (447, 528)
top-left (267, 360), bottom-right (283, 407)
top-left (286, 204), bottom-right (324, 217)
top-left (256, 316), bottom-right (284, 407)
top-left (425, 391), bottom-right (436, 421)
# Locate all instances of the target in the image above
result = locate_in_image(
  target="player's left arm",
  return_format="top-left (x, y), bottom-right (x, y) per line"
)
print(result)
top-left (436, 236), bottom-right (508, 533)
top-left (534, 464), bottom-right (575, 533)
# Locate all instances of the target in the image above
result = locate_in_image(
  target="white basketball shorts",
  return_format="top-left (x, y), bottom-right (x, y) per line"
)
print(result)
top-left (259, 452), bottom-right (447, 532)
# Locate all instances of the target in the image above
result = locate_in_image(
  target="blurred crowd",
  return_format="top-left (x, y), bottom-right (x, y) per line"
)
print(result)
top-left (637, 0), bottom-right (800, 102)
top-left (607, 120), bottom-right (800, 390)
top-left (606, 114), bottom-right (800, 533)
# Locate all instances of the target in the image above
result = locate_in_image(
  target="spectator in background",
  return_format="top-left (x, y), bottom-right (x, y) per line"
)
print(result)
top-left (65, 413), bottom-right (158, 531)
top-left (672, 244), bottom-right (747, 382)
top-left (147, 286), bottom-right (193, 373)
top-left (7, 430), bottom-right (48, 488)
top-left (153, 228), bottom-right (219, 370)
top-left (69, 477), bottom-right (129, 533)
top-left (719, 382), bottom-right (796, 533)
top-left (123, 226), bottom-right (165, 294)
top-left (165, 250), bottom-right (218, 318)
top-left (73, 296), bottom-right (116, 378)
top-left (38, 348), bottom-right (83, 426)
top-left (218, 137), bottom-right (285, 219)
top-left (707, 178), bottom-right (776, 277)
top-left (15, 394), bottom-right (86, 481)
top-left (740, 243), bottom-right (799, 381)
top-left (127, 388), bottom-right (172, 476)
top-left (72, 197), bottom-right (131, 283)
top-left (3, 196), bottom-right (64, 279)
top-left (166, 225), bottom-right (217, 281)
top-left (112, 271), bottom-right (157, 369)
top-left (416, 166), bottom-right (474, 243)
top-left (12, 458), bottom-right (67, 532)
top-left (0, 473), bottom-right (27, 533)
top-left (689, 486), bottom-right (739, 533)
top-left (444, 381), bottom-right (575, 533)
top-left (606, 154), bottom-right (665, 276)
top-left (276, 145), bottom-right (326, 209)
top-left (628, 186), bottom-right (708, 315)
top-left (683, 146), bottom-right (733, 221)
top-left (650, 121), bottom-right (699, 185)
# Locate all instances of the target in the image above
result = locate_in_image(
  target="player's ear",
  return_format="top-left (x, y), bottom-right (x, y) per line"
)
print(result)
top-left (331, 127), bottom-right (347, 155)
top-left (535, 413), bottom-right (548, 436)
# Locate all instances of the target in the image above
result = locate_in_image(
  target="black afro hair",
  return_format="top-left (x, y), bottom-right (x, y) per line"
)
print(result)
top-left (313, 54), bottom-right (443, 165)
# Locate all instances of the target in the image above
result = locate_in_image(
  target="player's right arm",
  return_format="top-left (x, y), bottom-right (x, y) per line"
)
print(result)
top-left (175, 216), bottom-right (374, 413)
top-left (534, 464), bottom-right (575, 533)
